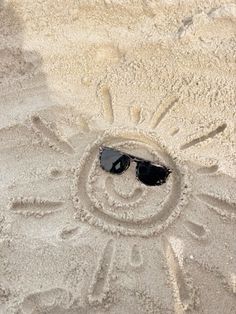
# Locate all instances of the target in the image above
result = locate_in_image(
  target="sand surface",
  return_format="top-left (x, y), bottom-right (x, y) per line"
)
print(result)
top-left (0, 0), bottom-right (236, 313)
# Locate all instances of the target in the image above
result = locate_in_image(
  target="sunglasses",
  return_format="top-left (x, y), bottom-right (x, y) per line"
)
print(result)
top-left (99, 146), bottom-right (171, 186)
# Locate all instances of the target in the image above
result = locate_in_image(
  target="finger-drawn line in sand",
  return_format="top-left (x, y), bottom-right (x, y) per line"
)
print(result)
top-left (162, 236), bottom-right (195, 313)
top-left (8, 197), bottom-right (64, 217)
top-left (129, 244), bottom-right (143, 268)
top-left (129, 105), bottom-right (142, 125)
top-left (150, 96), bottom-right (179, 129)
top-left (59, 224), bottom-right (79, 240)
top-left (184, 220), bottom-right (208, 240)
top-left (180, 123), bottom-right (227, 150)
top-left (98, 85), bottom-right (114, 124)
top-left (105, 176), bottom-right (143, 203)
top-left (196, 165), bottom-right (219, 175)
top-left (196, 193), bottom-right (236, 219)
top-left (31, 115), bottom-right (75, 154)
top-left (88, 239), bottom-right (115, 305)
top-left (171, 128), bottom-right (180, 136)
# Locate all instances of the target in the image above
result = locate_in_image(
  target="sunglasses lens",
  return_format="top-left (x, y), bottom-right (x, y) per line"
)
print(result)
top-left (136, 162), bottom-right (170, 186)
top-left (100, 148), bottom-right (130, 174)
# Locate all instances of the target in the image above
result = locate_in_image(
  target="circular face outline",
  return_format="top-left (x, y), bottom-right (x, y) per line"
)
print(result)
top-left (72, 128), bottom-right (190, 237)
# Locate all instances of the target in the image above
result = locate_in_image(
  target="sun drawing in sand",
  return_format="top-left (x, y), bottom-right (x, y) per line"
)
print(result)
top-left (6, 85), bottom-right (236, 313)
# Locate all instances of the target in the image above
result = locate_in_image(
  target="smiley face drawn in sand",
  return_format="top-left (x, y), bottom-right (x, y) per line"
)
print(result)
top-left (72, 128), bottom-right (190, 237)
top-left (3, 86), bottom-right (234, 313)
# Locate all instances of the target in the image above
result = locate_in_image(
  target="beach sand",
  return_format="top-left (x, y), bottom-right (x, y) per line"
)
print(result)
top-left (0, 1), bottom-right (235, 313)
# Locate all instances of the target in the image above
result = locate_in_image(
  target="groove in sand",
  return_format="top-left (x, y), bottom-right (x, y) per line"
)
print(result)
top-left (31, 115), bottom-right (74, 154)
top-left (197, 193), bottom-right (236, 218)
top-left (99, 85), bottom-right (114, 124)
top-left (151, 97), bottom-right (179, 129)
top-left (89, 239), bottom-right (115, 304)
top-left (180, 123), bottom-right (227, 150)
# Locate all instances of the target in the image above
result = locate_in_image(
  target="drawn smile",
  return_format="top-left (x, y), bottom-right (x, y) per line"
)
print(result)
top-left (105, 176), bottom-right (143, 203)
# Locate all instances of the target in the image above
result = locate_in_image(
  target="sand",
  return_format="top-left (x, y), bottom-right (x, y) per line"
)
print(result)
top-left (0, 0), bottom-right (235, 313)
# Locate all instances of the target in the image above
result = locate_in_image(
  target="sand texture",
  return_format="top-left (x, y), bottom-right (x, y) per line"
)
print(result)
top-left (0, 0), bottom-right (236, 313)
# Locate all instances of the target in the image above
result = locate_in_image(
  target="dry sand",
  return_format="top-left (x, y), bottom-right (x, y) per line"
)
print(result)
top-left (0, 0), bottom-right (236, 313)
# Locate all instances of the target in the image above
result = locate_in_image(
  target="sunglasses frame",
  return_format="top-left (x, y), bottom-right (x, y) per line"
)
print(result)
top-left (99, 146), bottom-right (171, 185)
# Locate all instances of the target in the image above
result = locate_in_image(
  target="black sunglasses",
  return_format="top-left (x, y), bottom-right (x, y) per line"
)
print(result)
top-left (99, 146), bottom-right (171, 186)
